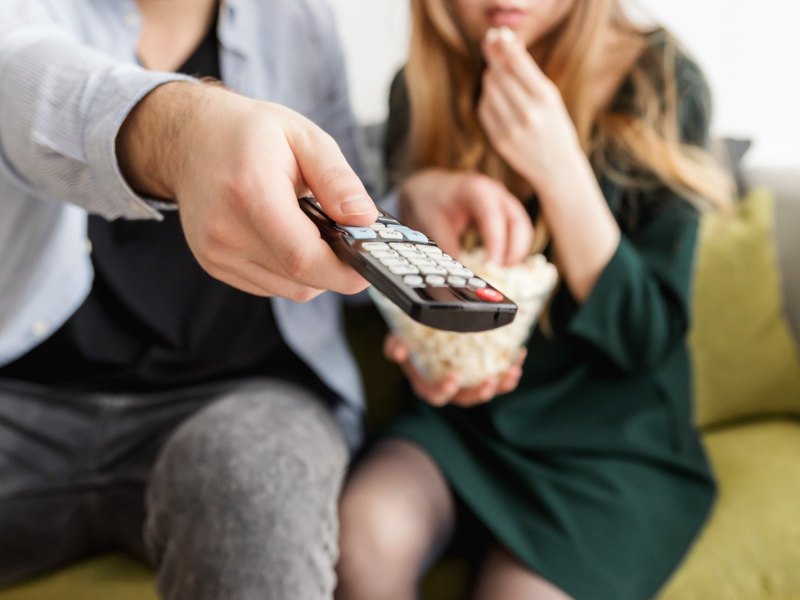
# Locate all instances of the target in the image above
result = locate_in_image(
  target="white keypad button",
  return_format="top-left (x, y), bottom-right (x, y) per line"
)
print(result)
top-left (403, 275), bottom-right (425, 287)
top-left (447, 276), bottom-right (468, 287)
top-left (369, 250), bottom-right (399, 259)
top-left (409, 257), bottom-right (437, 266)
top-left (419, 266), bottom-right (448, 276)
top-left (388, 263), bottom-right (417, 273)
top-left (390, 265), bottom-right (420, 275)
top-left (419, 245), bottom-right (443, 255)
top-left (380, 257), bottom-right (407, 266)
top-left (398, 249), bottom-right (424, 258)
top-left (362, 242), bottom-right (389, 251)
top-left (378, 229), bottom-right (404, 240)
top-left (449, 268), bottom-right (474, 278)
top-left (389, 243), bottom-right (415, 250)
top-left (468, 277), bottom-right (487, 288)
top-left (369, 223), bottom-right (386, 231)
top-left (437, 259), bottom-right (461, 269)
top-left (425, 275), bottom-right (447, 286)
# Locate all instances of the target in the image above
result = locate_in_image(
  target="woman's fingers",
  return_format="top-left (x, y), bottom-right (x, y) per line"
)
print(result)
top-left (383, 333), bottom-right (409, 363)
top-left (482, 30), bottom-right (550, 97)
top-left (384, 334), bottom-right (462, 406)
top-left (452, 377), bottom-right (500, 407)
top-left (410, 371), bottom-right (462, 407)
top-left (386, 337), bottom-right (528, 407)
top-left (502, 194), bottom-right (535, 265)
top-left (481, 70), bottom-right (518, 134)
top-left (486, 61), bottom-right (535, 124)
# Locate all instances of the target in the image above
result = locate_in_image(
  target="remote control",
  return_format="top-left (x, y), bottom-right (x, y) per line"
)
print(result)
top-left (299, 196), bottom-right (517, 332)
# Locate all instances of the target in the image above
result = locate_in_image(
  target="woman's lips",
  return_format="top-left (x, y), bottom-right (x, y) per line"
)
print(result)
top-left (486, 7), bottom-right (528, 27)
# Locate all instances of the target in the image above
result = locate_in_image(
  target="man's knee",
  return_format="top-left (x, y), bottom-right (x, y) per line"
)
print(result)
top-left (145, 381), bottom-right (349, 599)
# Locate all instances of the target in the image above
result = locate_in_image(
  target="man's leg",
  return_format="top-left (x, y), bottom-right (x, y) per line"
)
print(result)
top-left (144, 380), bottom-right (349, 600)
top-left (0, 380), bottom-right (97, 586)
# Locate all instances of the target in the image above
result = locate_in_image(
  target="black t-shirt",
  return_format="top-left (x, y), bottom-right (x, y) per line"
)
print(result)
top-left (1, 20), bottom-right (331, 398)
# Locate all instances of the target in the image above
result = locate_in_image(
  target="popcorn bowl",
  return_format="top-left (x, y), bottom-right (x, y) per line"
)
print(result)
top-left (369, 249), bottom-right (558, 388)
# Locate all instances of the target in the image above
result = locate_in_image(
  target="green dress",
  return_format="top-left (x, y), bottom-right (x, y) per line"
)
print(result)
top-left (384, 37), bottom-right (716, 600)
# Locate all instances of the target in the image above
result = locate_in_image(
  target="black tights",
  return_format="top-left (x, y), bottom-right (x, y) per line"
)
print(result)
top-left (335, 439), bottom-right (572, 600)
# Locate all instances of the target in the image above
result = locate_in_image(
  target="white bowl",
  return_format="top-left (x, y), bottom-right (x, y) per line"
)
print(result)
top-left (370, 249), bottom-right (558, 387)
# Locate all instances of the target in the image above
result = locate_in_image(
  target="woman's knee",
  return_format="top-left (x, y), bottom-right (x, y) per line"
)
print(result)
top-left (336, 440), bottom-right (455, 598)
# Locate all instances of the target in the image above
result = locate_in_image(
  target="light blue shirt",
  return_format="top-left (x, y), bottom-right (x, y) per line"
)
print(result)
top-left (0, 0), bottom-right (374, 446)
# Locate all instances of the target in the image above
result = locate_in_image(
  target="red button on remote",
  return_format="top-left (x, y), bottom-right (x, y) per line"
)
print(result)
top-left (475, 288), bottom-right (504, 303)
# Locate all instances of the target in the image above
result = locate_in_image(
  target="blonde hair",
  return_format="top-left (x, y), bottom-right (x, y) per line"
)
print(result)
top-left (403, 0), bottom-right (733, 220)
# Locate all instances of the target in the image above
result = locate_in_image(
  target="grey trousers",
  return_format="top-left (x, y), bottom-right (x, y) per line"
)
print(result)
top-left (0, 378), bottom-right (349, 600)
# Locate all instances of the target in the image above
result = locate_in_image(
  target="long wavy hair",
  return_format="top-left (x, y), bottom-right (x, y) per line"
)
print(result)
top-left (403, 0), bottom-right (733, 219)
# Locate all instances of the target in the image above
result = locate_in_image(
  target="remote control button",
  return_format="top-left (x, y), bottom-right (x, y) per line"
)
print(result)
top-left (387, 224), bottom-right (429, 244)
top-left (425, 275), bottom-right (447, 286)
top-left (378, 229), bottom-right (404, 240)
top-left (468, 277), bottom-right (487, 289)
top-left (380, 257), bottom-right (408, 267)
top-left (447, 276), bottom-right (468, 287)
top-left (419, 266), bottom-right (448, 276)
top-left (341, 226), bottom-right (377, 240)
top-left (390, 243), bottom-right (416, 250)
top-left (403, 231), bottom-right (429, 244)
top-left (419, 245), bottom-right (443, 255)
top-left (449, 268), bottom-right (474, 278)
top-left (390, 265), bottom-right (420, 275)
top-left (398, 249), bottom-right (424, 258)
top-left (437, 260), bottom-right (461, 269)
top-left (369, 250), bottom-right (399, 259)
top-left (408, 257), bottom-right (437, 266)
top-left (369, 223), bottom-right (387, 231)
top-left (362, 242), bottom-right (389, 251)
top-left (476, 288), bottom-right (504, 303)
top-left (403, 275), bottom-right (425, 287)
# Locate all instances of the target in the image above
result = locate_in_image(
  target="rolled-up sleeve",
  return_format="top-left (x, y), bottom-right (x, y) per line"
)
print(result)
top-left (0, 14), bottom-right (193, 220)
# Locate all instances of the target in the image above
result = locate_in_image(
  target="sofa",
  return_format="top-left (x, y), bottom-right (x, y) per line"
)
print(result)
top-left (2, 165), bottom-right (799, 599)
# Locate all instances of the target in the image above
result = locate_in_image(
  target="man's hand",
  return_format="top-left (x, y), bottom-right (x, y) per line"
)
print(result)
top-left (398, 169), bottom-right (533, 267)
top-left (118, 82), bottom-right (379, 301)
top-left (384, 334), bottom-right (526, 408)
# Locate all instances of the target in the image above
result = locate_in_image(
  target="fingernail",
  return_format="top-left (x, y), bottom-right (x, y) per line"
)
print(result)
top-left (341, 196), bottom-right (375, 215)
top-left (485, 28), bottom-right (500, 43)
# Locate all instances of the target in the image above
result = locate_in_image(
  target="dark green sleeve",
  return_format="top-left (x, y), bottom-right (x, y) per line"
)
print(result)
top-left (568, 204), bottom-right (699, 373)
top-left (382, 69), bottom-right (411, 189)
top-left (567, 52), bottom-right (710, 373)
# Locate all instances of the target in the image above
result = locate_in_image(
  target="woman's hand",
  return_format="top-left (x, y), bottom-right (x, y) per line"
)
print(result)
top-left (384, 334), bottom-right (526, 408)
top-left (478, 31), bottom-right (585, 195)
top-left (478, 31), bottom-right (622, 302)
top-left (398, 169), bottom-right (534, 266)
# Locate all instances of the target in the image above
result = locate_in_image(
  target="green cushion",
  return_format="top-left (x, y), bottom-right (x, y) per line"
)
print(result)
top-left (689, 189), bottom-right (800, 429)
top-left (659, 420), bottom-right (800, 600)
top-left (0, 555), bottom-right (156, 600)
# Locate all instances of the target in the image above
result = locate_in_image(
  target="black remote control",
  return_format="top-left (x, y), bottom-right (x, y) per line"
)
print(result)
top-left (299, 196), bottom-right (517, 332)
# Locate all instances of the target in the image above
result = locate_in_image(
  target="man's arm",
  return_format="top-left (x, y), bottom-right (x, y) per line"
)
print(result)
top-left (0, 6), bottom-right (190, 220)
top-left (1, 5), bottom-right (379, 300)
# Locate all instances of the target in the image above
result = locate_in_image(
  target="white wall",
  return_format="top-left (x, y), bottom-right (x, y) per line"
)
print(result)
top-left (331, 0), bottom-right (410, 125)
top-left (331, 1), bottom-right (799, 168)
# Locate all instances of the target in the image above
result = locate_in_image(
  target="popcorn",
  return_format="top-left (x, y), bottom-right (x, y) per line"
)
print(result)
top-left (370, 249), bottom-right (558, 388)
top-left (485, 26), bottom-right (516, 44)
